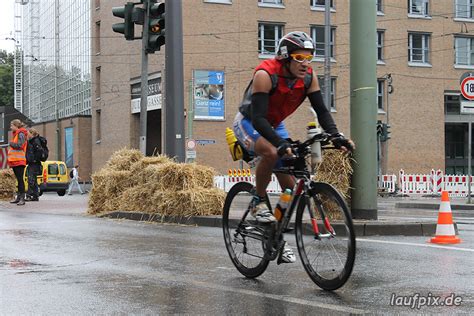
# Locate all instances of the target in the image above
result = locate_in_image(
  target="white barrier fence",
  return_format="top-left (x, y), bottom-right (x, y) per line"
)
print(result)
top-left (214, 169), bottom-right (474, 197)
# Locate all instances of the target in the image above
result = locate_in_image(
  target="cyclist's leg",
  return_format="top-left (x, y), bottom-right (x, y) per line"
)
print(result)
top-left (233, 113), bottom-right (277, 198)
top-left (273, 121), bottom-right (295, 192)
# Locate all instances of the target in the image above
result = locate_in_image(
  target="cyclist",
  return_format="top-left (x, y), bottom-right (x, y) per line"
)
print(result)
top-left (232, 31), bottom-right (355, 263)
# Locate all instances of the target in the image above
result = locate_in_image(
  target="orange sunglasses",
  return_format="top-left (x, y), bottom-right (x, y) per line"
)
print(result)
top-left (290, 53), bottom-right (314, 63)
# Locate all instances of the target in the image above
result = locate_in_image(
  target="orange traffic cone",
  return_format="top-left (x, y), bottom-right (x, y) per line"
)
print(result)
top-left (430, 191), bottom-right (461, 244)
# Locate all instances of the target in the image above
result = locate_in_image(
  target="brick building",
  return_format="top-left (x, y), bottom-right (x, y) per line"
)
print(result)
top-left (92, 0), bottom-right (474, 176)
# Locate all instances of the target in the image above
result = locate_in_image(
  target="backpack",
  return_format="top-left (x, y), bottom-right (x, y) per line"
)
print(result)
top-left (70, 169), bottom-right (74, 179)
top-left (36, 136), bottom-right (49, 162)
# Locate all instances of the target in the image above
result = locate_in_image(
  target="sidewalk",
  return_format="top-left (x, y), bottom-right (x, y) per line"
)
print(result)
top-left (102, 195), bottom-right (474, 237)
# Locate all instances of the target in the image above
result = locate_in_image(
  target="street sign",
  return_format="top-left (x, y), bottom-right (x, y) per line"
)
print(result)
top-left (186, 150), bottom-right (196, 159)
top-left (186, 139), bottom-right (196, 150)
top-left (461, 76), bottom-right (474, 100)
top-left (196, 139), bottom-right (216, 146)
top-left (461, 101), bottom-right (474, 114)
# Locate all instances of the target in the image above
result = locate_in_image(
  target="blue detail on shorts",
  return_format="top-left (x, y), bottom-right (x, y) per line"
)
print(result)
top-left (240, 117), bottom-right (289, 142)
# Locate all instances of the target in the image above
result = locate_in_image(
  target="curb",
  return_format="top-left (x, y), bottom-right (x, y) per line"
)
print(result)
top-left (100, 211), bottom-right (442, 237)
top-left (395, 202), bottom-right (474, 211)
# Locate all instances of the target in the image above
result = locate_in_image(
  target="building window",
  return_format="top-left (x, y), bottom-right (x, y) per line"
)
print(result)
top-left (455, 37), bottom-right (474, 66)
top-left (408, 0), bottom-right (429, 16)
top-left (95, 0), bottom-right (100, 10)
top-left (408, 33), bottom-right (430, 64)
top-left (310, 0), bottom-right (334, 9)
top-left (259, 0), bottom-right (283, 5)
top-left (377, 30), bottom-right (384, 62)
top-left (258, 23), bottom-right (284, 56)
top-left (377, 79), bottom-right (385, 111)
top-left (96, 109), bottom-right (101, 143)
top-left (317, 77), bottom-right (336, 110)
top-left (95, 21), bottom-right (101, 54)
top-left (311, 26), bottom-right (335, 58)
top-left (95, 67), bottom-right (101, 99)
top-left (445, 94), bottom-right (461, 115)
top-left (456, 0), bottom-right (474, 19)
top-left (377, 0), bottom-right (384, 13)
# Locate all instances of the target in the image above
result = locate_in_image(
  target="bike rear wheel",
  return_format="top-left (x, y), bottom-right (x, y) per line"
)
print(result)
top-left (295, 182), bottom-right (356, 290)
top-left (222, 182), bottom-right (270, 278)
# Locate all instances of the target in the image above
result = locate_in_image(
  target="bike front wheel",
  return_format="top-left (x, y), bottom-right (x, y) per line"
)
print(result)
top-left (222, 182), bottom-right (270, 278)
top-left (295, 182), bottom-right (356, 290)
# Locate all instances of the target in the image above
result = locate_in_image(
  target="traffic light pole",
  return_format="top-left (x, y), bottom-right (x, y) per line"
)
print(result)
top-left (139, 0), bottom-right (150, 155)
top-left (164, 0), bottom-right (185, 162)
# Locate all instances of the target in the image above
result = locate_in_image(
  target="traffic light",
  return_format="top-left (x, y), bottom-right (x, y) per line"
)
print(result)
top-left (147, 2), bottom-right (165, 53)
top-left (383, 123), bottom-right (391, 141)
top-left (376, 120), bottom-right (384, 138)
top-left (377, 121), bottom-right (391, 142)
top-left (112, 2), bottom-right (135, 40)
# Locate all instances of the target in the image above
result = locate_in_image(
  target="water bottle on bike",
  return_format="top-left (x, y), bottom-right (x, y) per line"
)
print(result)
top-left (274, 189), bottom-right (292, 221)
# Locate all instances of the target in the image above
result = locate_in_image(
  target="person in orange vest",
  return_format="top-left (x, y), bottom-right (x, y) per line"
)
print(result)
top-left (8, 119), bottom-right (28, 206)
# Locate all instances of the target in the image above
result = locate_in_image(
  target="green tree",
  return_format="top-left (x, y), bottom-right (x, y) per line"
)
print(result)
top-left (0, 50), bottom-right (14, 107)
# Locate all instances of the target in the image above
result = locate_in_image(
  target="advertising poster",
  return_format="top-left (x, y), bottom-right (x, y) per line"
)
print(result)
top-left (193, 70), bottom-right (225, 120)
top-left (65, 127), bottom-right (74, 168)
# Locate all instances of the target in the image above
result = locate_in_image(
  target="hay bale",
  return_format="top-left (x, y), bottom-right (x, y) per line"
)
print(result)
top-left (156, 188), bottom-right (225, 217)
top-left (151, 162), bottom-right (215, 191)
top-left (118, 185), bottom-right (160, 213)
top-left (0, 169), bottom-right (16, 200)
top-left (129, 155), bottom-right (173, 178)
top-left (88, 170), bottom-right (135, 214)
top-left (314, 150), bottom-right (353, 200)
top-left (105, 148), bottom-right (144, 171)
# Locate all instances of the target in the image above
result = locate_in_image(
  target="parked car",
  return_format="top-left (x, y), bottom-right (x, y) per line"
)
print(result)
top-left (24, 160), bottom-right (69, 196)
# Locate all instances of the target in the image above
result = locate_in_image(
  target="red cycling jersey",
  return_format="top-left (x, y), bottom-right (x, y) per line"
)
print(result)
top-left (239, 58), bottom-right (312, 127)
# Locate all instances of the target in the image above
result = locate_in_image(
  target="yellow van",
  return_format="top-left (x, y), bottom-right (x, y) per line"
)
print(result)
top-left (24, 161), bottom-right (69, 196)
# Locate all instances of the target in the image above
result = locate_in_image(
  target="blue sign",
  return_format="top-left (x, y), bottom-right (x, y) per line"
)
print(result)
top-left (193, 70), bottom-right (225, 120)
top-left (196, 139), bottom-right (216, 146)
top-left (65, 127), bottom-right (74, 168)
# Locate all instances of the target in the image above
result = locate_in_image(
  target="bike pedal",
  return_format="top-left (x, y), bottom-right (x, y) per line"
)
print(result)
top-left (282, 228), bottom-right (294, 233)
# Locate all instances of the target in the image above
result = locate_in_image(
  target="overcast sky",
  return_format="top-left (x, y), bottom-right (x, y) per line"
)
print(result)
top-left (0, 1), bottom-right (16, 53)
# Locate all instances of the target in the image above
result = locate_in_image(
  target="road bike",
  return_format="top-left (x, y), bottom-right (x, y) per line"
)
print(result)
top-left (222, 132), bottom-right (356, 290)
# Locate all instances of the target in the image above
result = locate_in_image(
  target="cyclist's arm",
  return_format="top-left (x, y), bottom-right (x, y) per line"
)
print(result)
top-left (250, 70), bottom-right (287, 148)
top-left (307, 75), bottom-right (339, 135)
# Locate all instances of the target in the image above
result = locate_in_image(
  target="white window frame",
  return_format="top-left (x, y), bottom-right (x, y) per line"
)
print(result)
top-left (204, 0), bottom-right (232, 4)
top-left (455, 36), bottom-right (474, 68)
top-left (455, 0), bottom-right (474, 20)
top-left (408, 0), bottom-right (430, 18)
top-left (377, 30), bottom-right (385, 64)
top-left (258, 23), bottom-right (284, 58)
top-left (258, 0), bottom-right (284, 8)
top-left (310, 0), bottom-right (335, 12)
top-left (311, 26), bottom-right (335, 60)
top-left (377, 79), bottom-right (385, 112)
top-left (408, 33), bottom-right (431, 66)
top-left (317, 76), bottom-right (336, 111)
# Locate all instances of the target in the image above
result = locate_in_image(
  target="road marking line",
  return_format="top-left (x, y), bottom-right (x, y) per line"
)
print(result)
top-left (186, 279), bottom-right (366, 314)
top-left (359, 238), bottom-right (474, 252)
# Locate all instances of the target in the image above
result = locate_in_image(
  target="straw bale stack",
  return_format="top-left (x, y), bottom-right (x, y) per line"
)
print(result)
top-left (152, 163), bottom-right (215, 191)
top-left (88, 149), bottom-right (225, 218)
top-left (155, 188), bottom-right (225, 217)
top-left (88, 170), bottom-right (135, 214)
top-left (105, 148), bottom-right (144, 171)
top-left (0, 169), bottom-right (17, 200)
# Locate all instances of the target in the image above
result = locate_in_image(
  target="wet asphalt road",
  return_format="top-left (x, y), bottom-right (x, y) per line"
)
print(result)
top-left (1, 196), bottom-right (474, 314)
